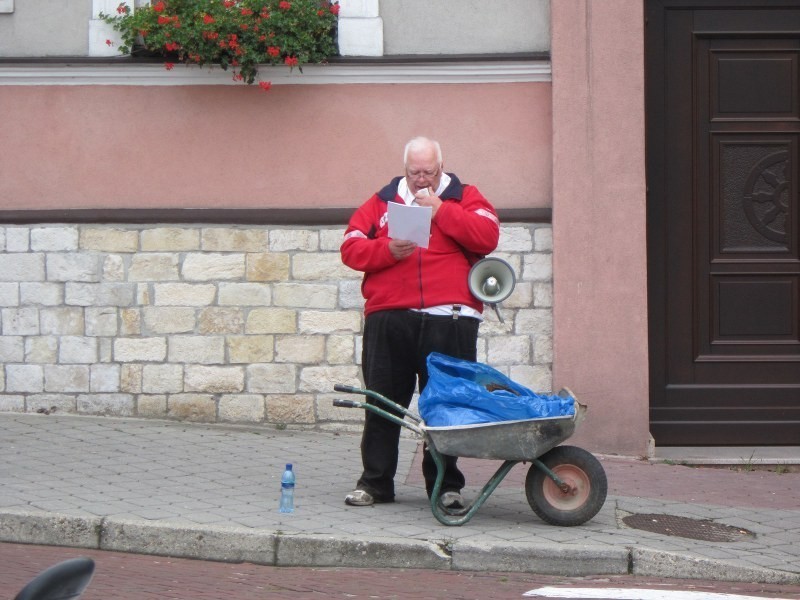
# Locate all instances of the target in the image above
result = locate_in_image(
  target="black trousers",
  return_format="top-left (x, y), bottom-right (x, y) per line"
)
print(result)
top-left (356, 309), bottom-right (480, 501)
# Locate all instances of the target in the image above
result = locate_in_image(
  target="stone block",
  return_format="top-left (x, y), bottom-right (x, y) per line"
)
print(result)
top-left (315, 393), bottom-right (365, 423)
top-left (201, 227), bottom-right (267, 252)
top-left (503, 280), bottom-right (533, 309)
top-left (120, 364), bottom-right (143, 393)
top-left (184, 365), bottom-right (244, 393)
top-left (523, 252), bottom-right (553, 282)
top-left (246, 308), bottom-right (296, 334)
top-left (46, 254), bottom-right (100, 283)
top-left (274, 335), bottom-right (325, 364)
top-left (299, 365), bottom-right (360, 393)
top-left (0, 282), bottom-right (19, 306)
top-left (326, 335), bottom-right (355, 364)
top-left (487, 335), bottom-right (531, 364)
top-left (26, 394), bottom-right (75, 413)
top-left (153, 283), bottom-right (217, 306)
top-left (59, 336), bottom-right (98, 364)
top-left (45, 365), bottom-right (90, 392)
top-left (198, 307), bottom-right (244, 334)
top-left (20, 282), bottom-right (63, 306)
top-left (218, 282), bottom-right (271, 306)
top-left (90, 364), bottom-right (121, 392)
top-left (337, 16), bottom-right (384, 56)
top-left (114, 337), bottom-right (167, 362)
top-left (0, 254), bottom-right (44, 282)
top-left (31, 227), bottom-right (79, 252)
top-left (80, 228), bottom-right (138, 252)
top-left (246, 253), bottom-right (290, 282)
top-left (0, 336), bottom-right (23, 362)
top-left (167, 394), bottom-right (216, 421)
top-left (273, 283), bottom-right (337, 309)
top-left (2, 308), bottom-right (39, 335)
top-left (227, 335), bottom-right (274, 364)
top-left (65, 283), bottom-right (136, 307)
top-left (6, 364), bottom-right (44, 392)
top-left (143, 307), bottom-right (196, 334)
top-left (77, 393), bottom-right (134, 416)
top-left (269, 229), bottom-right (318, 252)
top-left (120, 308), bottom-right (142, 335)
top-left (6, 228), bottom-right (29, 252)
top-left (137, 394), bottom-right (167, 417)
top-left (498, 226), bottom-right (533, 252)
top-left (338, 280), bottom-right (365, 310)
top-left (25, 337), bottom-right (58, 363)
top-left (218, 394), bottom-right (265, 423)
top-left (141, 227), bottom-right (200, 251)
top-left (103, 254), bottom-right (125, 281)
top-left (533, 282), bottom-right (553, 308)
top-left (182, 253), bottom-right (244, 281)
top-left (534, 226), bottom-right (553, 252)
top-left (292, 254), bottom-right (358, 281)
top-left (319, 228), bottom-right (345, 251)
top-left (515, 308), bottom-right (553, 337)
top-left (509, 364), bottom-right (552, 393)
top-left (265, 394), bottom-right (315, 424)
top-left (142, 364), bottom-right (184, 393)
top-left (169, 335), bottom-right (225, 364)
top-left (298, 310), bottom-right (361, 334)
top-left (246, 364), bottom-right (296, 393)
top-left (533, 334), bottom-right (553, 363)
top-left (0, 395), bottom-right (24, 411)
top-left (40, 307), bottom-right (84, 335)
top-left (128, 253), bottom-right (180, 281)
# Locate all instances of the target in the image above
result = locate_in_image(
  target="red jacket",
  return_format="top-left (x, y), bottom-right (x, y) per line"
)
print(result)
top-left (341, 174), bottom-right (500, 316)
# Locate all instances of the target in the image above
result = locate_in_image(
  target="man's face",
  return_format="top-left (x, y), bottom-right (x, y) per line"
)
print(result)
top-left (405, 147), bottom-right (442, 195)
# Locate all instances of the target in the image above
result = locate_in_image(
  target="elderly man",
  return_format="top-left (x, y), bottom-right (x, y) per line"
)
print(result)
top-left (340, 136), bottom-right (500, 508)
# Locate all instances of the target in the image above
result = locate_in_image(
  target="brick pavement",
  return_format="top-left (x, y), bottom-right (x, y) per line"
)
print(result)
top-left (1, 412), bottom-right (799, 585)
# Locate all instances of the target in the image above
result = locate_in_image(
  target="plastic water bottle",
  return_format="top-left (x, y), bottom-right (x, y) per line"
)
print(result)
top-left (279, 463), bottom-right (295, 513)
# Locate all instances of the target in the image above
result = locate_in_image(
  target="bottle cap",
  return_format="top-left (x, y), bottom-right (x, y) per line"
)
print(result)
top-left (286, 463), bottom-right (292, 469)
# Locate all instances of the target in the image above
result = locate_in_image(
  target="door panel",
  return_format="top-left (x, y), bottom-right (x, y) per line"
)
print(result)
top-left (646, 1), bottom-right (800, 445)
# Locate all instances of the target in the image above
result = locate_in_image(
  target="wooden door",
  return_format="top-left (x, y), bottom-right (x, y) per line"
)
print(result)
top-left (646, 0), bottom-right (800, 445)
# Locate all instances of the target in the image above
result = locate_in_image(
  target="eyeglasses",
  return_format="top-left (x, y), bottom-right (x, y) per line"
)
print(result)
top-left (405, 166), bottom-right (441, 179)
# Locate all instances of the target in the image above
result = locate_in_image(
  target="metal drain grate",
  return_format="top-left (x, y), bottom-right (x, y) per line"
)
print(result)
top-left (622, 513), bottom-right (755, 542)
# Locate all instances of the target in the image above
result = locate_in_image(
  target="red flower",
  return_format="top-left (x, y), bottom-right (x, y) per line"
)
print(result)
top-left (260, 10), bottom-right (270, 18)
top-left (157, 15), bottom-right (171, 24)
top-left (153, 1), bottom-right (165, 12)
top-left (259, 81), bottom-right (272, 91)
top-left (116, 3), bottom-right (129, 14)
top-left (279, 1), bottom-right (291, 10)
top-left (223, 0), bottom-right (235, 7)
top-left (203, 14), bottom-right (215, 24)
top-left (233, 73), bottom-right (244, 82)
top-left (267, 46), bottom-right (280, 57)
top-left (105, 39), bottom-right (113, 46)
top-left (164, 41), bottom-right (180, 51)
top-left (164, 62), bottom-right (174, 70)
top-left (241, 8), bottom-right (253, 15)
top-left (284, 55), bottom-right (298, 67)
top-left (330, 3), bottom-right (340, 15)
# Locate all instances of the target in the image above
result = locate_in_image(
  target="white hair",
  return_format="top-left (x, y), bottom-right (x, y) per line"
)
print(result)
top-left (403, 136), bottom-right (442, 166)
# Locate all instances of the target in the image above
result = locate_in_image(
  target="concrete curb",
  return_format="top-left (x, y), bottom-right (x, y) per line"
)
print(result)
top-left (3, 509), bottom-right (799, 585)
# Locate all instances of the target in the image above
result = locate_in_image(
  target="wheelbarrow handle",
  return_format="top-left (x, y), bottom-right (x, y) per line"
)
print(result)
top-left (333, 384), bottom-right (359, 394)
top-left (333, 399), bottom-right (360, 408)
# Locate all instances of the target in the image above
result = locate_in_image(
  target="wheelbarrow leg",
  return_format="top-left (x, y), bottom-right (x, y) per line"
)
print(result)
top-left (427, 440), bottom-right (518, 526)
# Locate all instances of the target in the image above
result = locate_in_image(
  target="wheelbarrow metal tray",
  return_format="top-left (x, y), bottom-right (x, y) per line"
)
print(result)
top-left (423, 404), bottom-right (584, 461)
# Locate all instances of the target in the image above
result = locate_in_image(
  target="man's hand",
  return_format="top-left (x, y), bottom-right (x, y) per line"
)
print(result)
top-left (414, 187), bottom-right (443, 219)
top-left (388, 239), bottom-right (417, 261)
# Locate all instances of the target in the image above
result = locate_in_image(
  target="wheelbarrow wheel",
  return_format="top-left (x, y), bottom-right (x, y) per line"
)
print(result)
top-left (525, 445), bottom-right (607, 526)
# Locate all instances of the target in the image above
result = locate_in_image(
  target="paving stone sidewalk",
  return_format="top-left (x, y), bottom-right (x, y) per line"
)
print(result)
top-left (1, 413), bottom-right (799, 584)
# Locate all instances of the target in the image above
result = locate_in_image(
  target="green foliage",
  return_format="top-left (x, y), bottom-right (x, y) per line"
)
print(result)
top-left (101, 0), bottom-right (339, 85)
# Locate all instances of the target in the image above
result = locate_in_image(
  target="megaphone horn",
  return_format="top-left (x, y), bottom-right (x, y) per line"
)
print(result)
top-left (468, 257), bottom-right (516, 322)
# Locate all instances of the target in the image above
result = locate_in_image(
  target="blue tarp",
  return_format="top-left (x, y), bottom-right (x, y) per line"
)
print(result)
top-left (418, 352), bottom-right (575, 427)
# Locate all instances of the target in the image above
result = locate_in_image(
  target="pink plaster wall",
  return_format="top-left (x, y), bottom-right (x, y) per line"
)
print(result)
top-left (551, 1), bottom-right (650, 456)
top-left (0, 82), bottom-right (551, 210)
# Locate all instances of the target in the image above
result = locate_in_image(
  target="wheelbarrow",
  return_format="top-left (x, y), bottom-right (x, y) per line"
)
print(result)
top-left (333, 384), bottom-right (607, 527)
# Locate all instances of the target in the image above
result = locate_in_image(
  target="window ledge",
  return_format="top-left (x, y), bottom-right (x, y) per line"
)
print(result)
top-left (0, 57), bottom-right (550, 85)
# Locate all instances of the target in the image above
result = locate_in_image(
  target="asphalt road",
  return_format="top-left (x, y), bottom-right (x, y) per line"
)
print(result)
top-left (4, 543), bottom-right (800, 600)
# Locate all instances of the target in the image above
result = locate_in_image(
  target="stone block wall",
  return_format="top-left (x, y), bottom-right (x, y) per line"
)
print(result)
top-left (0, 223), bottom-right (553, 431)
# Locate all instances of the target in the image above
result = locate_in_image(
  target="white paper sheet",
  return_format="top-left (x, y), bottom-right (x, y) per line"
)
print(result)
top-left (387, 202), bottom-right (432, 248)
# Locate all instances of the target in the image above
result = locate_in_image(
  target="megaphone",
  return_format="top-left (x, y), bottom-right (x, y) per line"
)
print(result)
top-left (468, 257), bottom-right (516, 322)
